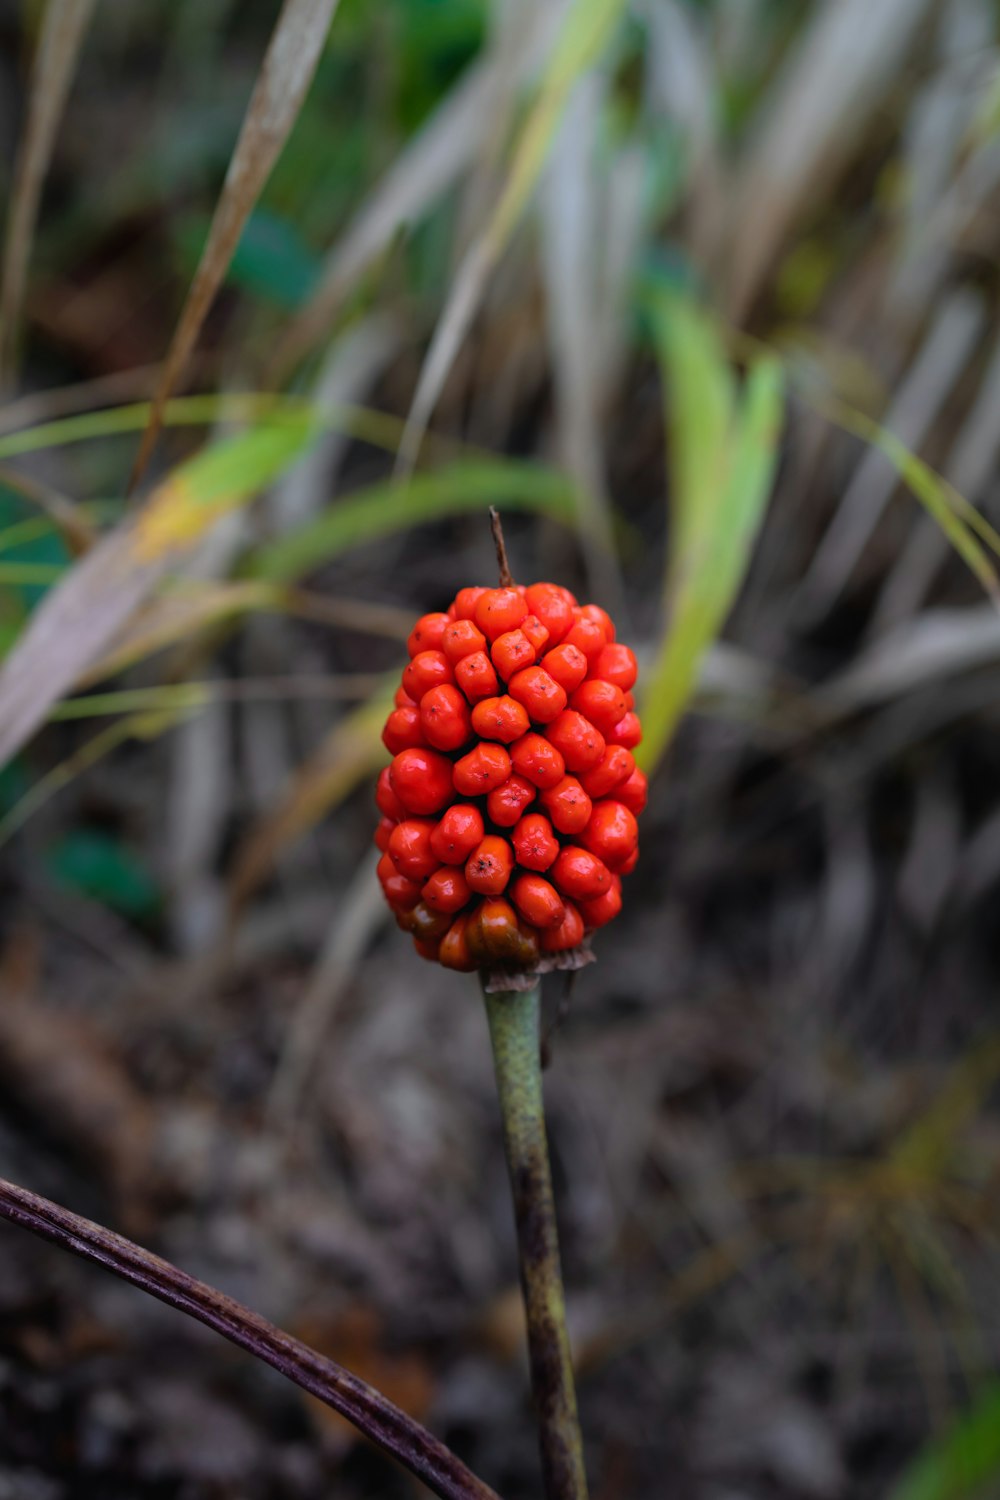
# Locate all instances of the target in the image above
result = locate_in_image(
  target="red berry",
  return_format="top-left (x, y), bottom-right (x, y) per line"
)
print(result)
top-left (616, 767), bottom-right (648, 815)
top-left (452, 586), bottom-right (488, 620)
top-left (551, 845), bottom-right (612, 900)
top-left (377, 852), bottom-right (423, 909)
top-left (413, 935), bottom-right (442, 961)
top-left (510, 732), bottom-right (565, 789)
top-left (617, 846), bottom-right (639, 875)
top-left (540, 901), bottom-right (585, 952)
top-left (511, 812), bottom-right (560, 871)
top-left (430, 804), bottom-right (484, 864)
top-left (542, 642), bottom-right (589, 693)
top-left (407, 612), bottom-right (450, 657)
top-left (487, 774), bottom-right (536, 827)
top-left (420, 683), bottom-right (472, 751)
top-left (375, 815), bottom-right (396, 852)
top-left (407, 900), bottom-right (454, 942)
top-left (606, 711), bottom-right (642, 749)
top-left (510, 873), bottom-right (565, 929)
top-left (466, 835), bottom-right (514, 895)
top-left (402, 649), bottom-right (454, 701)
top-left (388, 819), bottom-right (439, 881)
top-left (580, 800), bottom-right (638, 869)
top-left (491, 628), bottom-right (536, 681)
top-left (422, 866), bottom-right (473, 914)
top-left (539, 776), bottom-right (593, 835)
top-left (525, 583), bottom-right (575, 644)
top-left (520, 614), bottom-right (550, 654)
top-left (466, 897), bottom-right (523, 964)
top-left (563, 615), bottom-right (605, 661)
top-left (578, 604), bottom-right (615, 641)
top-left (579, 879), bottom-right (622, 929)
top-left (546, 710), bottom-right (606, 771)
top-left (376, 766), bottom-right (407, 820)
top-left (453, 742), bottom-right (512, 796)
top-left (454, 650), bottom-right (500, 702)
top-left (569, 679), bottom-right (628, 736)
top-left (508, 666), bottom-right (567, 724)
top-left (382, 704), bottom-right (425, 754)
top-left (580, 745), bottom-right (634, 798)
top-left (389, 747), bottom-right (454, 815)
top-left (394, 685), bottom-right (416, 708)
top-left (475, 588), bottom-right (528, 642)
top-left (471, 695), bottom-right (531, 744)
top-left (593, 643), bottom-right (637, 691)
top-left (441, 617), bottom-right (487, 663)
top-left (439, 912), bottom-right (476, 971)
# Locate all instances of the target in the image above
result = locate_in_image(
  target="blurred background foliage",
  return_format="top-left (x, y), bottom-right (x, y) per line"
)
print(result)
top-left (2, 1), bottom-right (1000, 1497)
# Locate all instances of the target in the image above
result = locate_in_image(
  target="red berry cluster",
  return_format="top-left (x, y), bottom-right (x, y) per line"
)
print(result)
top-left (376, 583), bottom-right (646, 972)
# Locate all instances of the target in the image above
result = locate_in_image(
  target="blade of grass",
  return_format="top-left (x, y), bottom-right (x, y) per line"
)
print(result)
top-left (636, 291), bottom-right (783, 773)
top-left (889, 1383), bottom-right (1000, 1500)
top-left (0, 0), bottom-right (97, 380)
top-left (394, 0), bottom-right (628, 477)
top-left (246, 460), bottom-right (579, 583)
top-left (128, 0), bottom-right (340, 491)
top-left (0, 418), bottom-right (318, 766)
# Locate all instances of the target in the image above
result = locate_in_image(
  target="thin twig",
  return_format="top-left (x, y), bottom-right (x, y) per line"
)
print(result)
top-left (0, 1176), bottom-right (500, 1500)
top-left (489, 506), bottom-right (514, 587)
top-left (482, 982), bottom-right (589, 1499)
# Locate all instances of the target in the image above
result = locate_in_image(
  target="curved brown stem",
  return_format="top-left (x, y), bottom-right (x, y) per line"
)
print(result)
top-left (489, 506), bottom-right (514, 587)
top-left (0, 1176), bottom-right (500, 1500)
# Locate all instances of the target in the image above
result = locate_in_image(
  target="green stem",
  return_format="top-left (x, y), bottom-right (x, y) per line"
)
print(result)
top-left (483, 981), bottom-right (589, 1500)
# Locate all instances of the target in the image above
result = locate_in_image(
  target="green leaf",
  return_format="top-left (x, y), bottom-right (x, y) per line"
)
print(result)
top-left (46, 828), bottom-right (161, 918)
top-left (246, 459), bottom-right (579, 582)
top-left (890, 1383), bottom-right (1000, 1500)
top-left (636, 291), bottom-right (783, 773)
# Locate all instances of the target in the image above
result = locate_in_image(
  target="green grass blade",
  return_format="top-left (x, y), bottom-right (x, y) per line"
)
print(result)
top-left (889, 1383), bottom-right (1000, 1500)
top-left (246, 460), bottom-right (579, 583)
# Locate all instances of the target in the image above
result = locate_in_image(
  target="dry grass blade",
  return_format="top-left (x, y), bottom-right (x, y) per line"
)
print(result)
top-left (394, 0), bottom-right (627, 478)
top-left (0, 0), bottom-right (97, 381)
top-left (128, 0), bottom-right (340, 491)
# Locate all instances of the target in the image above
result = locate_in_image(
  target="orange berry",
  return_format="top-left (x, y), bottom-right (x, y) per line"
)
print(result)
top-left (508, 666), bottom-right (567, 724)
top-left (510, 732), bottom-right (565, 789)
top-left (376, 766), bottom-right (407, 820)
top-left (593, 643), bottom-right (637, 691)
top-left (569, 679), bottom-right (628, 735)
top-left (441, 617), bottom-right (487, 664)
top-left (452, 586), bottom-right (488, 620)
top-left (520, 614), bottom-right (550, 654)
top-left (525, 583), bottom-right (575, 644)
top-left (377, 852), bottom-right (423, 909)
top-left (563, 614), bottom-right (605, 661)
top-left (541, 641), bottom-right (589, 693)
top-left (540, 775), bottom-right (593, 835)
top-left (430, 804), bottom-right (485, 864)
top-left (389, 747), bottom-right (454, 815)
top-left (541, 901), bottom-right (585, 952)
top-left (487, 774), bottom-right (536, 827)
top-left (453, 742), bottom-right (512, 796)
top-left (466, 897), bottom-right (523, 965)
top-left (422, 866), bottom-right (472, 914)
top-left (471, 695), bottom-right (531, 744)
top-left (491, 629), bottom-right (536, 681)
top-left (382, 704), bottom-right (425, 754)
top-left (580, 800), bottom-right (638, 869)
top-left (578, 603), bottom-right (615, 642)
top-left (579, 879), bottom-right (622, 929)
top-left (580, 745), bottom-right (634, 798)
top-left (394, 685), bottom-right (416, 708)
top-left (375, 816), bottom-right (396, 853)
top-left (413, 935), bottom-right (442, 962)
top-left (420, 683), bottom-right (472, 751)
top-left (402, 649), bottom-right (454, 701)
top-left (439, 913), bottom-right (477, 971)
top-left (408, 900), bottom-right (454, 942)
top-left (546, 710), bottom-right (606, 772)
top-left (407, 612), bottom-right (450, 657)
top-left (465, 835), bottom-right (514, 895)
top-left (510, 872), bottom-right (565, 929)
top-left (388, 818), bottom-right (439, 881)
top-left (475, 587), bottom-right (528, 642)
top-left (511, 812), bottom-right (559, 871)
top-left (454, 649), bottom-right (500, 702)
top-left (606, 710), bottom-right (642, 749)
top-left (616, 767), bottom-right (648, 815)
top-left (551, 845), bottom-right (612, 900)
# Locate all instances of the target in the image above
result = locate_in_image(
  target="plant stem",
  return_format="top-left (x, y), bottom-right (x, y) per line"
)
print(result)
top-left (483, 981), bottom-right (589, 1500)
top-left (0, 1175), bottom-right (499, 1500)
